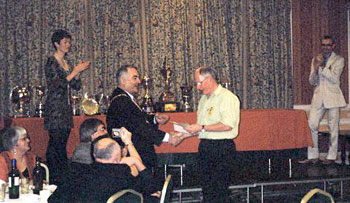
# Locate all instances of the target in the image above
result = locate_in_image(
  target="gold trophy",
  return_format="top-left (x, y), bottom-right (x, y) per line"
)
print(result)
top-left (141, 75), bottom-right (154, 113)
top-left (157, 57), bottom-right (179, 112)
top-left (180, 86), bottom-right (192, 112)
top-left (10, 86), bottom-right (31, 117)
top-left (34, 86), bottom-right (45, 117)
top-left (81, 93), bottom-right (99, 115)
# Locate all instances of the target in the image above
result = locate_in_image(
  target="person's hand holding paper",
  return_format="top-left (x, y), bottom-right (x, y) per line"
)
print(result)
top-left (172, 121), bottom-right (190, 133)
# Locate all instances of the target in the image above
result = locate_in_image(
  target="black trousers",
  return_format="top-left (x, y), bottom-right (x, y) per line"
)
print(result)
top-left (46, 128), bottom-right (71, 182)
top-left (199, 139), bottom-right (236, 203)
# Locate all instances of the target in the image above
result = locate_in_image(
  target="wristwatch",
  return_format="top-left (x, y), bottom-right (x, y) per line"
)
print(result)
top-left (125, 142), bottom-right (133, 147)
top-left (201, 125), bottom-right (205, 132)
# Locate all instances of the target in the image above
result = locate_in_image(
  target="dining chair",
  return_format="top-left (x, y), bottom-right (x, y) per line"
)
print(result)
top-left (160, 174), bottom-right (173, 203)
top-left (106, 189), bottom-right (144, 203)
top-left (300, 188), bottom-right (335, 203)
top-left (164, 164), bottom-right (184, 186)
top-left (40, 162), bottom-right (50, 185)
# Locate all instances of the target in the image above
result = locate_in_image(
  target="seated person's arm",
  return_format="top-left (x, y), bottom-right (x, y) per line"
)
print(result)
top-left (120, 128), bottom-right (142, 162)
top-left (120, 157), bottom-right (146, 177)
top-left (0, 156), bottom-right (8, 182)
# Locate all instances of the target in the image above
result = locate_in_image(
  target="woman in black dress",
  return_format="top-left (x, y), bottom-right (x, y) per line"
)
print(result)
top-left (44, 29), bottom-right (90, 183)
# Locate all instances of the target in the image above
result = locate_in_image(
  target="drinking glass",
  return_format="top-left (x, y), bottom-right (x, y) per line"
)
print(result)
top-left (0, 182), bottom-right (6, 202)
top-left (20, 177), bottom-right (29, 194)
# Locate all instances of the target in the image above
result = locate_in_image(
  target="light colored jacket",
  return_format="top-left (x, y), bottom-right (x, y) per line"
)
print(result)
top-left (309, 52), bottom-right (346, 108)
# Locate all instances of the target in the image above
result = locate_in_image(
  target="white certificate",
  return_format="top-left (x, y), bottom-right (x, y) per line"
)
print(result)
top-left (172, 122), bottom-right (190, 133)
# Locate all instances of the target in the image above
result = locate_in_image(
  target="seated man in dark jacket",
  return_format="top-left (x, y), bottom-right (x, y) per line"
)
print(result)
top-left (71, 118), bottom-right (107, 164)
top-left (49, 132), bottom-right (160, 203)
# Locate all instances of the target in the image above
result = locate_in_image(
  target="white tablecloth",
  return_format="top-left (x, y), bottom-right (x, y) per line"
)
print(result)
top-left (4, 188), bottom-right (54, 203)
top-left (5, 193), bottom-right (40, 203)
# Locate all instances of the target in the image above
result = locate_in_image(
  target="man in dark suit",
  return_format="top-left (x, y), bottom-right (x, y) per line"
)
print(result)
top-left (107, 65), bottom-right (181, 169)
top-left (49, 137), bottom-right (160, 203)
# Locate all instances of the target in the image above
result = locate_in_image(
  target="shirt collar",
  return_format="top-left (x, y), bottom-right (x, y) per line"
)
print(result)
top-left (206, 84), bottom-right (223, 98)
top-left (121, 88), bottom-right (135, 100)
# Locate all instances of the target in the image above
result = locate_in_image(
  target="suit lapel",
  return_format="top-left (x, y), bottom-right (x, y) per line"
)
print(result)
top-left (325, 52), bottom-right (336, 69)
top-left (118, 88), bottom-right (143, 112)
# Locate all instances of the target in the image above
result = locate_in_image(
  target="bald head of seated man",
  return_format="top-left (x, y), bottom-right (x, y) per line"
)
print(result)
top-left (50, 137), bottom-right (160, 203)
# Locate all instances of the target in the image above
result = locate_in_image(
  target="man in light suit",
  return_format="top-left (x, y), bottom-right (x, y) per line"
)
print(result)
top-left (299, 35), bottom-right (346, 165)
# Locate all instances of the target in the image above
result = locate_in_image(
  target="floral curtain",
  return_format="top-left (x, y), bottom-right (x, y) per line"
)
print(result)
top-left (0, 0), bottom-right (140, 118)
top-left (245, 0), bottom-right (293, 109)
top-left (0, 0), bottom-right (292, 119)
top-left (0, 0), bottom-right (93, 117)
top-left (145, 0), bottom-right (243, 106)
top-left (86, 0), bottom-right (141, 100)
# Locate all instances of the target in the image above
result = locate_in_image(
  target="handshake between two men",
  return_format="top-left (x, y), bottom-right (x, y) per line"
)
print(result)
top-left (155, 114), bottom-right (197, 147)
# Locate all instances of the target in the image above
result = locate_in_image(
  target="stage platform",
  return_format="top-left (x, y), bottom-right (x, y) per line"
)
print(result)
top-left (160, 157), bottom-right (350, 202)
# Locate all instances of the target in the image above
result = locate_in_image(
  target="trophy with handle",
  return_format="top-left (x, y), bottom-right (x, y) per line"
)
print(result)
top-left (34, 86), bottom-right (45, 117)
top-left (157, 57), bottom-right (179, 112)
top-left (71, 95), bottom-right (81, 116)
top-left (10, 86), bottom-right (31, 117)
top-left (141, 75), bottom-right (154, 113)
top-left (180, 86), bottom-right (192, 112)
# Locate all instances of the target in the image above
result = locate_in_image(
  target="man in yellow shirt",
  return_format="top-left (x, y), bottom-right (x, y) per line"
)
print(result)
top-left (184, 67), bottom-right (240, 203)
